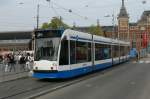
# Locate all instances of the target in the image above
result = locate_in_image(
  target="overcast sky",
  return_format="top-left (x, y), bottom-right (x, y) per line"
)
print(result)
top-left (0, 0), bottom-right (150, 31)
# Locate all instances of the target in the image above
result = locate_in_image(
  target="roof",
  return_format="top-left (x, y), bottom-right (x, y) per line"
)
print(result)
top-left (0, 31), bottom-right (32, 40)
top-left (72, 26), bottom-right (117, 33)
top-left (138, 10), bottom-right (150, 24)
top-left (118, 0), bottom-right (129, 18)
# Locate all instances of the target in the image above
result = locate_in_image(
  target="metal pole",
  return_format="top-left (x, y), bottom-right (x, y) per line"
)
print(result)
top-left (111, 13), bottom-right (115, 65)
top-left (146, 15), bottom-right (149, 56)
top-left (37, 4), bottom-right (40, 29)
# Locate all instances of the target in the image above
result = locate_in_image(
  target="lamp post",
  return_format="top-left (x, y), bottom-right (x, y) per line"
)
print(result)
top-left (36, 4), bottom-right (40, 29)
top-left (104, 13), bottom-right (116, 65)
top-left (140, 26), bottom-right (145, 58)
top-left (148, 14), bottom-right (150, 54)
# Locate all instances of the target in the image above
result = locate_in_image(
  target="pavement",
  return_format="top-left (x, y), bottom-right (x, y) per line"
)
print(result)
top-left (131, 56), bottom-right (150, 64)
top-left (35, 57), bottom-right (150, 99)
top-left (0, 63), bottom-right (32, 83)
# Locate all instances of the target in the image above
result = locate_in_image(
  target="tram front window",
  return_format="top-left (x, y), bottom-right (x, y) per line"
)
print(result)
top-left (35, 38), bottom-right (60, 61)
top-left (34, 30), bottom-right (62, 61)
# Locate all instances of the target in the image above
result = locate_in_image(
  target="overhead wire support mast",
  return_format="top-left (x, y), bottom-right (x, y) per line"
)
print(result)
top-left (36, 4), bottom-right (40, 29)
top-left (111, 13), bottom-right (115, 65)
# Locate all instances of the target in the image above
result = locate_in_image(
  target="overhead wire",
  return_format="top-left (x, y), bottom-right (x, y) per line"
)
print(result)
top-left (0, 0), bottom-right (148, 29)
top-left (50, 1), bottom-right (90, 21)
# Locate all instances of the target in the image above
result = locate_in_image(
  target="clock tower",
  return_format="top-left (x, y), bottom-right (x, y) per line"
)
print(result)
top-left (118, 0), bottom-right (129, 40)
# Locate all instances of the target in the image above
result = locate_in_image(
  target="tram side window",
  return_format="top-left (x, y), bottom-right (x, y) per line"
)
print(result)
top-left (120, 46), bottom-right (125, 56)
top-left (95, 43), bottom-right (103, 60)
top-left (120, 46), bottom-right (123, 56)
top-left (125, 46), bottom-right (129, 55)
top-left (88, 43), bottom-right (92, 61)
top-left (103, 45), bottom-right (110, 59)
top-left (70, 41), bottom-right (76, 64)
top-left (76, 41), bottom-right (88, 63)
top-left (59, 40), bottom-right (68, 65)
top-left (114, 45), bottom-right (119, 57)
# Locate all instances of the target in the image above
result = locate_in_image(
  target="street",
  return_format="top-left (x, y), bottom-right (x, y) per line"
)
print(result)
top-left (36, 60), bottom-right (150, 99)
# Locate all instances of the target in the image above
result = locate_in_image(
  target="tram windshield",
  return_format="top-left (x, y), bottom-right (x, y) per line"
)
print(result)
top-left (34, 30), bottom-right (62, 61)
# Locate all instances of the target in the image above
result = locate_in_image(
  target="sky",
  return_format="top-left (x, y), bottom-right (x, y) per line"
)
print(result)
top-left (0, 0), bottom-right (150, 31)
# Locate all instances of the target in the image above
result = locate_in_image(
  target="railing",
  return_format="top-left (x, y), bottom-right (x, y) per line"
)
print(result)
top-left (0, 62), bottom-right (33, 83)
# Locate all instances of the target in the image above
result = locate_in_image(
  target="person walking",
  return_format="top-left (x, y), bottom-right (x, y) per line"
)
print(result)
top-left (3, 55), bottom-right (9, 72)
top-left (9, 54), bottom-right (16, 72)
top-left (19, 54), bottom-right (26, 71)
top-left (25, 53), bottom-right (31, 71)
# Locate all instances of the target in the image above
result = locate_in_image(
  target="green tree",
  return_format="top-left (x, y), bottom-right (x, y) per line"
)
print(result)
top-left (88, 25), bottom-right (104, 36)
top-left (41, 23), bottom-right (49, 29)
top-left (41, 17), bottom-right (69, 29)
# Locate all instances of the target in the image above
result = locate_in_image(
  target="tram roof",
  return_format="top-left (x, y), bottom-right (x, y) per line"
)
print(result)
top-left (64, 29), bottom-right (130, 45)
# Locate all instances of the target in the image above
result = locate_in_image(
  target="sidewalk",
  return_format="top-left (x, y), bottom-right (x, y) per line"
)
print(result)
top-left (0, 63), bottom-right (32, 83)
top-left (132, 55), bottom-right (150, 64)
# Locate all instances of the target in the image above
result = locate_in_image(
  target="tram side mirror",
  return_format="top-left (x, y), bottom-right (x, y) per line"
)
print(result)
top-left (37, 33), bottom-right (43, 38)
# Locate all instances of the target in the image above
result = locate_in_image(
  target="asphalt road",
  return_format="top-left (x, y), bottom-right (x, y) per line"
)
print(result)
top-left (0, 77), bottom-right (68, 99)
top-left (36, 62), bottom-right (150, 99)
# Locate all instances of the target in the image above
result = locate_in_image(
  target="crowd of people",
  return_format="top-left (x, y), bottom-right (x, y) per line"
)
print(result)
top-left (0, 52), bottom-right (34, 72)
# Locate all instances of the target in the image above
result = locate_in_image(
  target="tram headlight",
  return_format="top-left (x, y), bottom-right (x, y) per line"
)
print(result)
top-left (35, 67), bottom-right (38, 70)
top-left (50, 67), bottom-right (53, 70)
top-left (52, 63), bottom-right (57, 66)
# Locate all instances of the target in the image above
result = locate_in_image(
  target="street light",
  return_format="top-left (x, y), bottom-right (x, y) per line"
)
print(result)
top-left (104, 13), bottom-right (116, 65)
top-left (36, 4), bottom-right (40, 29)
top-left (104, 14), bottom-right (116, 39)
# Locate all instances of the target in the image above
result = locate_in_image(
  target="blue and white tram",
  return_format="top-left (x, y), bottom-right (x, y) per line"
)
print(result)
top-left (32, 29), bottom-right (130, 79)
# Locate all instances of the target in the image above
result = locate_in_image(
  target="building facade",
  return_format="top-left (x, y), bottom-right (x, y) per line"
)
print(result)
top-left (129, 11), bottom-right (150, 56)
top-left (118, 0), bottom-right (129, 41)
top-left (0, 31), bottom-right (33, 52)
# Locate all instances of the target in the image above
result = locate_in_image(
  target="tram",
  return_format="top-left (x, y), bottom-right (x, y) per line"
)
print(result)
top-left (32, 29), bottom-right (130, 79)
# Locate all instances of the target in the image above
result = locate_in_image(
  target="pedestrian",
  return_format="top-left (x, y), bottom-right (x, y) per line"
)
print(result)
top-left (25, 53), bottom-right (31, 71)
top-left (19, 54), bottom-right (26, 71)
top-left (9, 54), bottom-right (16, 72)
top-left (3, 54), bottom-right (9, 72)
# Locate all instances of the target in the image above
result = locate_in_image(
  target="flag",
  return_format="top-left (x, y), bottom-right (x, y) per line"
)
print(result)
top-left (142, 32), bottom-right (148, 48)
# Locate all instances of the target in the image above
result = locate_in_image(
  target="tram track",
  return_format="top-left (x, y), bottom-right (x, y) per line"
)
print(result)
top-left (0, 63), bottom-right (128, 99)
top-left (0, 77), bottom-right (61, 99)
top-left (27, 63), bottom-right (129, 99)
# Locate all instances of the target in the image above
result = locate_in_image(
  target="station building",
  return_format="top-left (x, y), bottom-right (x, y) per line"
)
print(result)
top-left (0, 31), bottom-right (33, 52)
top-left (74, 0), bottom-right (150, 57)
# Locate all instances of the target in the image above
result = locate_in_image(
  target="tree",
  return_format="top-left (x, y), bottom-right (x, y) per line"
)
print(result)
top-left (41, 23), bottom-right (49, 29)
top-left (41, 17), bottom-right (69, 29)
top-left (88, 25), bottom-right (104, 36)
